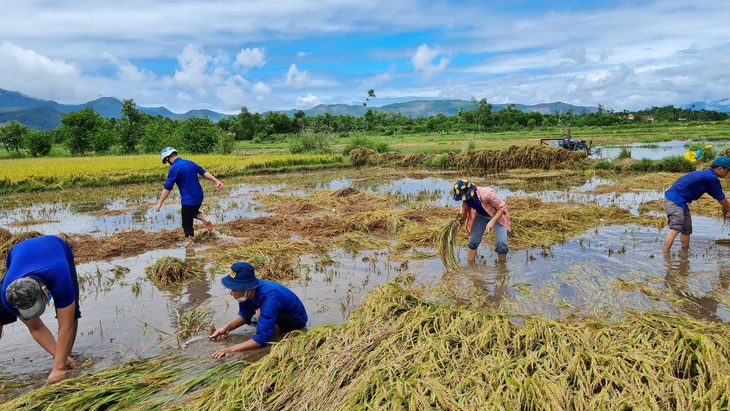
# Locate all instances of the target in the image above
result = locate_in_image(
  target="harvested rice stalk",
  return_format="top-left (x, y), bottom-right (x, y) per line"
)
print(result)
top-left (176, 306), bottom-right (213, 341)
top-left (437, 217), bottom-right (463, 271)
top-left (145, 257), bottom-right (203, 288)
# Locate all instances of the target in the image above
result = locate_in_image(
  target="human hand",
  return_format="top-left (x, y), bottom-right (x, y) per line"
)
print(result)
top-left (485, 221), bottom-right (495, 233)
top-left (155, 203), bottom-right (162, 212)
top-left (210, 326), bottom-right (229, 340)
top-left (212, 347), bottom-right (232, 358)
top-left (215, 181), bottom-right (224, 190)
top-left (47, 368), bottom-right (67, 385)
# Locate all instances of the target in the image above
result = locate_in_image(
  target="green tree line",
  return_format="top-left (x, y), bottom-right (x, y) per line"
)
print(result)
top-left (0, 97), bottom-right (727, 158)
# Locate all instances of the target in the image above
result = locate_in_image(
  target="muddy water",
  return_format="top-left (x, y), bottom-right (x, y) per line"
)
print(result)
top-left (2, 168), bottom-right (730, 386)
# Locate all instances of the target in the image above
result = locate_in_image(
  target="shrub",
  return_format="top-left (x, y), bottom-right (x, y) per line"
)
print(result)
top-left (288, 133), bottom-right (333, 154)
top-left (656, 155), bottom-right (695, 173)
top-left (341, 136), bottom-right (391, 156)
top-left (23, 129), bottom-right (53, 157)
top-left (616, 147), bottom-right (632, 159)
top-left (628, 158), bottom-right (656, 172)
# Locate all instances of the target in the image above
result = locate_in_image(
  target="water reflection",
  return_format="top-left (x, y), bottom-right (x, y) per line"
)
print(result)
top-left (594, 140), bottom-right (730, 160)
top-left (663, 251), bottom-right (730, 322)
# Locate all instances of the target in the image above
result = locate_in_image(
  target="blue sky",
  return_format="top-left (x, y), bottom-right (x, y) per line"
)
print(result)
top-left (1, 0), bottom-right (728, 114)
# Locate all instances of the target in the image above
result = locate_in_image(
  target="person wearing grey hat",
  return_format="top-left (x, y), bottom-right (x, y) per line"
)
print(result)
top-left (663, 156), bottom-right (730, 252)
top-left (155, 147), bottom-right (223, 245)
top-left (1, 235), bottom-right (81, 384)
top-left (211, 262), bottom-right (308, 358)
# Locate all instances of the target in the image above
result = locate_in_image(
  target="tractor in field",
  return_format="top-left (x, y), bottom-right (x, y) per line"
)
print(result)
top-left (540, 126), bottom-right (596, 155)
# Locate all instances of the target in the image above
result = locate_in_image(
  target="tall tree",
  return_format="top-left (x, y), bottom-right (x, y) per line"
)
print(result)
top-left (0, 121), bottom-right (28, 155)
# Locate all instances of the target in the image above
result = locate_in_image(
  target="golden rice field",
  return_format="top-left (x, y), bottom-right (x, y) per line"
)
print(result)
top-left (0, 153), bottom-right (345, 192)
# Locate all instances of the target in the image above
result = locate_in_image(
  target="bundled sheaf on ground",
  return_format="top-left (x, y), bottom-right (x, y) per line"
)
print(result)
top-left (6, 277), bottom-right (730, 411)
top-left (349, 145), bottom-right (589, 170)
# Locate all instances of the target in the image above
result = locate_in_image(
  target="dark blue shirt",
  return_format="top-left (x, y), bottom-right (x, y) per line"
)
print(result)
top-left (464, 196), bottom-right (491, 217)
top-left (665, 167), bottom-right (725, 211)
top-left (163, 158), bottom-right (207, 206)
top-left (237, 280), bottom-right (308, 346)
top-left (2, 235), bottom-right (76, 316)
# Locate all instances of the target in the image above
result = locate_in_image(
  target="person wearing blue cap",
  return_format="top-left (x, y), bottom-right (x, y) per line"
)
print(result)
top-left (663, 155), bottom-right (730, 252)
top-left (451, 179), bottom-right (510, 263)
top-left (1, 235), bottom-right (81, 384)
top-left (155, 147), bottom-right (224, 245)
top-left (211, 262), bottom-right (308, 357)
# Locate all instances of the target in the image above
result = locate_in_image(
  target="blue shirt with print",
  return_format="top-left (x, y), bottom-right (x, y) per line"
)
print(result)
top-left (237, 279), bottom-right (308, 346)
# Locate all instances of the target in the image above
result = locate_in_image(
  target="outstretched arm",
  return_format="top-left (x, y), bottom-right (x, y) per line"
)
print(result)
top-left (212, 338), bottom-right (262, 358)
top-left (203, 172), bottom-right (223, 190)
top-left (155, 188), bottom-right (171, 212)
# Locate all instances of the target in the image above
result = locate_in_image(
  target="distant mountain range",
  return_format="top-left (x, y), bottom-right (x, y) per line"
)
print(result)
top-left (1, 87), bottom-right (728, 131)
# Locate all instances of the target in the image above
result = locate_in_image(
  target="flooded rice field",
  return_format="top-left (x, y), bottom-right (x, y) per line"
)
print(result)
top-left (2, 167), bottom-right (730, 391)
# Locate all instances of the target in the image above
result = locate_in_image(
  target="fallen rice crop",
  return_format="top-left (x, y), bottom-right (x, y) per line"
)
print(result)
top-left (8, 277), bottom-right (730, 410)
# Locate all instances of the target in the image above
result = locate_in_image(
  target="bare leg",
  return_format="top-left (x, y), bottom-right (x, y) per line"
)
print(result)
top-left (663, 229), bottom-right (681, 253)
top-left (497, 253), bottom-right (507, 263)
top-left (197, 213), bottom-right (214, 234)
top-left (680, 233), bottom-right (690, 250)
top-left (467, 248), bottom-right (477, 265)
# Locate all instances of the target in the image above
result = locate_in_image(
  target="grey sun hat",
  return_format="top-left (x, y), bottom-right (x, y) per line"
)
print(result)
top-left (6, 277), bottom-right (46, 320)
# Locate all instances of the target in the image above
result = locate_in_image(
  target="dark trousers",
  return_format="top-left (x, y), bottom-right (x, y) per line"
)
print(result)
top-left (181, 204), bottom-right (202, 237)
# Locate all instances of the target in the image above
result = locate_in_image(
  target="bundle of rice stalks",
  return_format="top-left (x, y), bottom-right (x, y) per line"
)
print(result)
top-left (176, 306), bottom-right (213, 341)
top-left (437, 217), bottom-right (463, 271)
top-left (145, 257), bottom-right (203, 288)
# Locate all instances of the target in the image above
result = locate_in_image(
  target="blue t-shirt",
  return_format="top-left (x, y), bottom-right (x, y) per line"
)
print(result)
top-left (237, 279), bottom-right (308, 346)
top-left (2, 235), bottom-right (76, 316)
top-left (464, 196), bottom-right (491, 217)
top-left (163, 158), bottom-right (207, 206)
top-left (665, 167), bottom-right (725, 210)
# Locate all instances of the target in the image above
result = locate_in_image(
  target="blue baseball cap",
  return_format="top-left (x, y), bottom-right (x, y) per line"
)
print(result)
top-left (221, 262), bottom-right (260, 291)
top-left (712, 156), bottom-right (730, 169)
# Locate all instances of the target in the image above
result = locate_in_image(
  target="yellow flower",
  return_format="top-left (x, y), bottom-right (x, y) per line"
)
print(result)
top-left (705, 145), bottom-right (713, 149)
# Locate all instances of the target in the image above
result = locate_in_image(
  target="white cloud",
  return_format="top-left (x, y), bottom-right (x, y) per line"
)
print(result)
top-left (171, 44), bottom-right (215, 92)
top-left (296, 93), bottom-right (321, 108)
top-left (0, 41), bottom-right (89, 102)
top-left (285, 64), bottom-right (310, 88)
top-left (579, 64), bottom-right (633, 91)
top-left (235, 47), bottom-right (266, 70)
top-left (411, 44), bottom-right (450, 79)
top-left (296, 51), bottom-right (311, 58)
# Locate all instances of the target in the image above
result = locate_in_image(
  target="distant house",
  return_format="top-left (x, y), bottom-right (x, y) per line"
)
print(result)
top-left (627, 114), bottom-right (634, 120)
top-left (642, 115), bottom-right (654, 121)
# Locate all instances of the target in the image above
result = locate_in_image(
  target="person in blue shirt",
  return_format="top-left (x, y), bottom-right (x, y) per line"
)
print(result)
top-left (1, 235), bottom-right (81, 384)
top-left (155, 147), bottom-right (223, 245)
top-left (663, 155), bottom-right (730, 252)
top-left (211, 262), bottom-right (308, 358)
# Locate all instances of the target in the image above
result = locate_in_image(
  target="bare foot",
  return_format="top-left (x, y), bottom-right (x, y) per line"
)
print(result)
top-left (185, 237), bottom-right (194, 246)
top-left (204, 220), bottom-right (214, 234)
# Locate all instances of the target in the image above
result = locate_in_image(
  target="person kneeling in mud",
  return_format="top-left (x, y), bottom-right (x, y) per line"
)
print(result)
top-left (211, 262), bottom-right (308, 357)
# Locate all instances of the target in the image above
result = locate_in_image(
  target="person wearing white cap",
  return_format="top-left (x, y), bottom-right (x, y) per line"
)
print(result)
top-left (1, 235), bottom-right (81, 384)
top-left (211, 262), bottom-right (308, 358)
top-left (155, 147), bottom-right (224, 245)
top-left (663, 155), bottom-right (730, 252)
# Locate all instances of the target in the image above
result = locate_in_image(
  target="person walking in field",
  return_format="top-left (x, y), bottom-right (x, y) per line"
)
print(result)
top-left (155, 147), bottom-right (223, 245)
top-left (211, 262), bottom-right (308, 358)
top-left (1, 235), bottom-right (81, 384)
top-left (663, 155), bottom-right (730, 253)
top-left (452, 179), bottom-right (510, 264)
